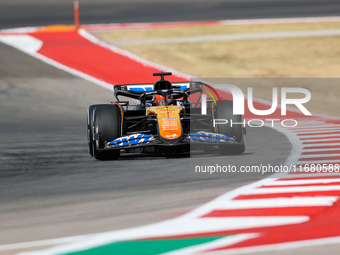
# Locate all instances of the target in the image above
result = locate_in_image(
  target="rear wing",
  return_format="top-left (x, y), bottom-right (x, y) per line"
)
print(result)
top-left (113, 81), bottom-right (207, 103)
top-left (114, 82), bottom-right (191, 92)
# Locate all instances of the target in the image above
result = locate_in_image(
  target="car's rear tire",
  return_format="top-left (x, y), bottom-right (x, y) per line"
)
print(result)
top-left (93, 104), bottom-right (121, 160)
top-left (215, 100), bottom-right (245, 155)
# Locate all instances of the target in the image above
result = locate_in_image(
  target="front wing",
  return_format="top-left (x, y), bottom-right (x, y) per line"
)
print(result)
top-left (100, 131), bottom-right (239, 151)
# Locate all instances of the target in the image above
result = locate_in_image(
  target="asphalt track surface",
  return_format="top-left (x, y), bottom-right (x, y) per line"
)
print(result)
top-left (0, 33), bottom-right (293, 248)
top-left (1, 0), bottom-right (340, 29)
top-left (0, 0), bottom-right (320, 251)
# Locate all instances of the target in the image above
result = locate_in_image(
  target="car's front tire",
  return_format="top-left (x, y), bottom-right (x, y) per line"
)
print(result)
top-left (87, 105), bottom-right (100, 156)
top-left (93, 104), bottom-right (121, 160)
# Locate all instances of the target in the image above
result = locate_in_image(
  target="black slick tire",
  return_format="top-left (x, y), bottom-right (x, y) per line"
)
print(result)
top-left (93, 104), bottom-right (121, 160)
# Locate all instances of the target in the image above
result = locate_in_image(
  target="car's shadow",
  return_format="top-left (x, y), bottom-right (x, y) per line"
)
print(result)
top-left (116, 150), bottom-right (253, 161)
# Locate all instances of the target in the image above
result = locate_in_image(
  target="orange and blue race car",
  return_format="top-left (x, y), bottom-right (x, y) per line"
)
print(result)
top-left (87, 72), bottom-right (245, 160)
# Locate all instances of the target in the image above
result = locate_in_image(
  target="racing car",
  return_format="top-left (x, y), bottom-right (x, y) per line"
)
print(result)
top-left (87, 72), bottom-right (245, 160)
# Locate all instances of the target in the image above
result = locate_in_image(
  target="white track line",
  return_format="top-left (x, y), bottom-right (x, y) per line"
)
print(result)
top-left (209, 236), bottom-right (340, 255)
top-left (0, 235), bottom-right (92, 252)
top-left (214, 197), bottom-right (337, 209)
top-left (298, 159), bottom-right (340, 164)
top-left (303, 143), bottom-right (340, 147)
top-left (267, 179), bottom-right (340, 185)
top-left (112, 29), bottom-right (340, 45)
top-left (0, 35), bottom-right (42, 53)
top-left (302, 138), bottom-right (340, 143)
top-left (301, 154), bottom-right (340, 158)
top-left (288, 125), bottom-right (340, 130)
top-left (291, 128), bottom-right (340, 133)
top-left (286, 173), bottom-right (340, 178)
top-left (218, 16), bottom-right (340, 25)
top-left (246, 185), bottom-right (340, 194)
top-left (303, 148), bottom-right (340, 152)
top-left (163, 234), bottom-right (259, 255)
top-left (296, 129), bottom-right (340, 134)
top-left (81, 16), bottom-right (340, 32)
top-left (0, 26), bottom-right (40, 33)
top-left (299, 134), bottom-right (340, 139)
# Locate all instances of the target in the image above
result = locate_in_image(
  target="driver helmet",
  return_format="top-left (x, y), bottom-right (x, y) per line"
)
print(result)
top-left (153, 95), bottom-right (175, 106)
top-left (153, 95), bottom-right (165, 106)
